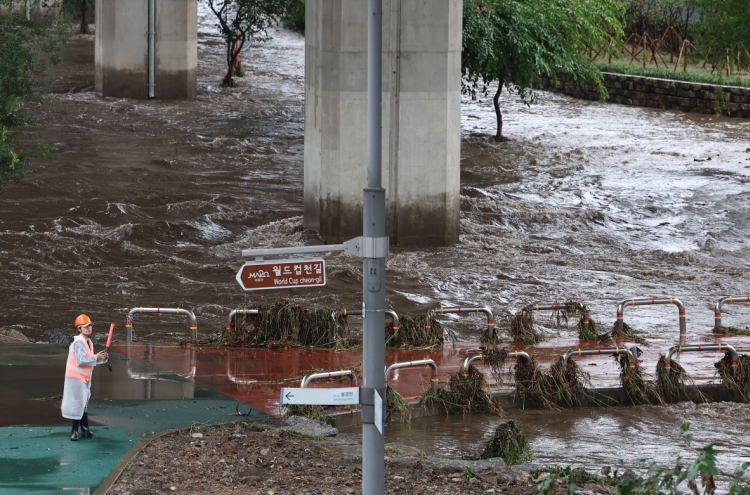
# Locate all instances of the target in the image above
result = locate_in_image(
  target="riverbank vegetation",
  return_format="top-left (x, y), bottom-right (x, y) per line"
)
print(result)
top-left (0, 0), bottom-right (68, 194)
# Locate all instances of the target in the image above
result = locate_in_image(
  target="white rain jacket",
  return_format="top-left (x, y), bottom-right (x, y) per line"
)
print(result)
top-left (61, 335), bottom-right (107, 420)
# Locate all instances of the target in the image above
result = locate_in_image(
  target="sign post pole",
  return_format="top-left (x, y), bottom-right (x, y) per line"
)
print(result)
top-left (363, 1), bottom-right (386, 494)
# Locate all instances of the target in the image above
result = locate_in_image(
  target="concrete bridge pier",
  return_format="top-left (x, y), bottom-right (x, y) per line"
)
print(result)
top-left (304, 0), bottom-right (461, 247)
top-left (95, 0), bottom-right (197, 99)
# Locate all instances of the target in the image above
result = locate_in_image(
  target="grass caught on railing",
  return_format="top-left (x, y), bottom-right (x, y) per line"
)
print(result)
top-left (386, 313), bottom-right (444, 349)
top-left (385, 385), bottom-right (411, 423)
top-left (513, 356), bottom-right (591, 409)
top-left (482, 348), bottom-right (509, 385)
top-left (715, 352), bottom-right (750, 400)
top-left (577, 316), bottom-right (614, 344)
top-left (195, 300), bottom-right (350, 349)
top-left (620, 356), bottom-right (659, 405)
top-left (420, 367), bottom-right (503, 416)
top-left (655, 355), bottom-right (695, 404)
top-left (478, 420), bottom-right (532, 465)
top-left (611, 321), bottom-right (647, 345)
top-left (509, 306), bottom-right (543, 345)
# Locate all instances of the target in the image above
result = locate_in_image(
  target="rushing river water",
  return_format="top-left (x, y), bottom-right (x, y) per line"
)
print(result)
top-left (1, 5), bottom-right (750, 486)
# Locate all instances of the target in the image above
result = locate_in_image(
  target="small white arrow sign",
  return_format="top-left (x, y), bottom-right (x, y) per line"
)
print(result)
top-left (280, 387), bottom-right (360, 406)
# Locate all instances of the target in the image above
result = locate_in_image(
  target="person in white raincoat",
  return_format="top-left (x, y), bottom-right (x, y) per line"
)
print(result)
top-left (61, 314), bottom-right (108, 441)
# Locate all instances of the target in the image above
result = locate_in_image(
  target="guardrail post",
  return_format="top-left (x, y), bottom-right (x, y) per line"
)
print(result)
top-left (714, 296), bottom-right (750, 331)
top-left (125, 307), bottom-right (198, 343)
top-left (616, 297), bottom-right (686, 338)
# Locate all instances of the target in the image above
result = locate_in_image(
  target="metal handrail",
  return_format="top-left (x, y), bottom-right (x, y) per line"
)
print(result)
top-left (461, 350), bottom-right (532, 376)
top-left (126, 307), bottom-right (198, 343)
top-left (384, 359), bottom-right (439, 393)
top-left (301, 369), bottom-right (358, 388)
top-left (562, 346), bottom-right (637, 368)
top-left (226, 368), bottom-right (258, 385)
top-left (343, 308), bottom-right (400, 330)
top-left (226, 308), bottom-right (261, 330)
top-left (436, 306), bottom-right (495, 340)
top-left (616, 297), bottom-right (686, 336)
top-left (714, 296), bottom-right (750, 331)
top-left (663, 343), bottom-right (738, 369)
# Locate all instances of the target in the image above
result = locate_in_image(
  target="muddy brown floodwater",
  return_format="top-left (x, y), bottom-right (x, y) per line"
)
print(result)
top-left (2, 5), bottom-right (750, 489)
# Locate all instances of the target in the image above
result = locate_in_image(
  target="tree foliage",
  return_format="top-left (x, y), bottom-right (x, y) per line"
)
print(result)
top-left (462, 0), bottom-right (623, 140)
top-left (205, 0), bottom-right (295, 87)
top-left (696, 0), bottom-right (750, 73)
top-left (0, 0), bottom-right (68, 194)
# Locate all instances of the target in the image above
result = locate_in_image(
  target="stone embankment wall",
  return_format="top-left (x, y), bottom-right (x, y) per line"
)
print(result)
top-left (540, 72), bottom-right (750, 118)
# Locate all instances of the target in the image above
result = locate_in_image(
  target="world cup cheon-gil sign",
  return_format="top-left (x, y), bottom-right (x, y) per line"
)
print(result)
top-left (236, 258), bottom-right (326, 291)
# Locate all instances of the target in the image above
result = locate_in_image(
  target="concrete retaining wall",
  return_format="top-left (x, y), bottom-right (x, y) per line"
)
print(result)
top-left (540, 72), bottom-right (750, 118)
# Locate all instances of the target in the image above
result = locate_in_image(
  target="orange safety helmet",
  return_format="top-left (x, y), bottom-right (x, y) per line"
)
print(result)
top-left (75, 314), bottom-right (92, 327)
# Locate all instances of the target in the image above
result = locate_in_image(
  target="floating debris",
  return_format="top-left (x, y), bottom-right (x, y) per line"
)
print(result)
top-left (420, 366), bottom-right (503, 416)
top-left (478, 420), bottom-right (532, 465)
top-left (716, 352), bottom-right (750, 400)
top-left (385, 385), bottom-right (411, 423)
top-left (386, 313), bottom-right (444, 349)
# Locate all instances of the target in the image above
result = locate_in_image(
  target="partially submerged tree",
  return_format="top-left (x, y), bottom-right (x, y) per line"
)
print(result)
top-left (0, 0), bottom-right (68, 193)
top-left (205, 0), bottom-right (294, 87)
top-left (462, 0), bottom-right (623, 141)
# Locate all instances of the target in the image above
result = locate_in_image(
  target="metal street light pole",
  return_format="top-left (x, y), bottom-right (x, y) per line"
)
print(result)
top-left (362, 0), bottom-right (386, 494)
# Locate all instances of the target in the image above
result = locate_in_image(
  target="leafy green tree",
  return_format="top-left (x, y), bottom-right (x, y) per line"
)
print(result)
top-left (462, 0), bottom-right (623, 141)
top-left (696, 0), bottom-right (750, 74)
top-left (0, 0), bottom-right (68, 194)
top-left (205, 0), bottom-right (295, 87)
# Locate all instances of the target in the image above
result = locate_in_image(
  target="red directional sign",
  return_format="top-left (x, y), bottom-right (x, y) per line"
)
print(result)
top-left (236, 258), bottom-right (326, 291)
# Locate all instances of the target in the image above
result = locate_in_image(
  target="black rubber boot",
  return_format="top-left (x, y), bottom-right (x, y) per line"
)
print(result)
top-left (80, 411), bottom-right (94, 439)
top-left (71, 420), bottom-right (80, 441)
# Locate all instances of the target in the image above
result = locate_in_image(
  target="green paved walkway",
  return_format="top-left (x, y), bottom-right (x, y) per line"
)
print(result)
top-left (0, 426), bottom-right (138, 494)
top-left (0, 344), bottom-right (268, 494)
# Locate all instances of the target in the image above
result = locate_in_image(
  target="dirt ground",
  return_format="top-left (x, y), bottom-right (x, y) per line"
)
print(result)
top-left (108, 420), bottom-right (574, 495)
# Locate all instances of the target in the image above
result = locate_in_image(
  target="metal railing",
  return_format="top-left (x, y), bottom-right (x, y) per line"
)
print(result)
top-left (343, 308), bottom-right (400, 330)
top-left (663, 343), bottom-right (738, 370)
top-left (714, 296), bottom-right (750, 331)
top-left (125, 346), bottom-right (196, 381)
top-left (126, 307), bottom-right (197, 343)
top-left (384, 359), bottom-right (439, 393)
top-left (226, 308), bottom-right (261, 330)
top-left (462, 350), bottom-right (532, 376)
top-left (436, 306), bottom-right (495, 340)
top-left (562, 346), bottom-right (637, 368)
top-left (301, 369), bottom-right (358, 388)
top-left (616, 297), bottom-right (686, 336)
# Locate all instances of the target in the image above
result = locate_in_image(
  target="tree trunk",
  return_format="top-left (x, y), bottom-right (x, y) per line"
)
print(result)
top-left (224, 43), bottom-right (236, 87)
top-left (493, 80), bottom-right (504, 141)
top-left (80, 1), bottom-right (88, 34)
